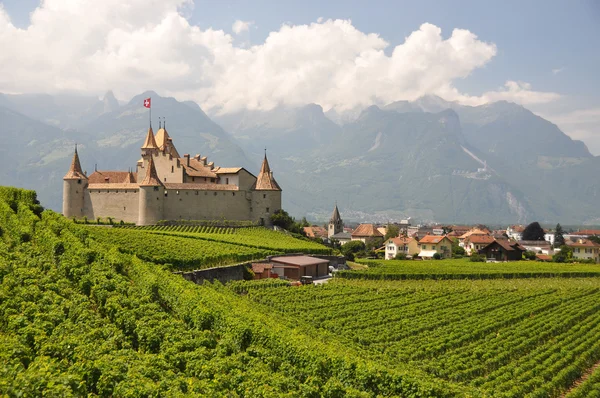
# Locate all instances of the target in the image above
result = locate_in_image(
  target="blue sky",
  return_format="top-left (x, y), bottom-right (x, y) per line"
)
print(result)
top-left (1, 0), bottom-right (600, 152)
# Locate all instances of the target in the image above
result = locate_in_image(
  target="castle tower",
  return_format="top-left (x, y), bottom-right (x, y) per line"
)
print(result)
top-left (62, 146), bottom-right (87, 219)
top-left (138, 157), bottom-right (164, 225)
top-left (138, 126), bottom-right (158, 181)
top-left (254, 152), bottom-right (282, 225)
top-left (328, 203), bottom-right (343, 238)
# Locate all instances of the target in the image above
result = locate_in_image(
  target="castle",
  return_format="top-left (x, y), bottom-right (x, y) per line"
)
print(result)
top-left (62, 122), bottom-right (282, 225)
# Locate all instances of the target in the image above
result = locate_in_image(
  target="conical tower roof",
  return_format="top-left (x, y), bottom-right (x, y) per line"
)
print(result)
top-left (330, 203), bottom-right (342, 223)
top-left (255, 153), bottom-right (281, 191)
top-left (141, 126), bottom-right (158, 149)
top-left (139, 157), bottom-right (163, 186)
top-left (64, 146), bottom-right (87, 179)
top-left (123, 171), bottom-right (136, 184)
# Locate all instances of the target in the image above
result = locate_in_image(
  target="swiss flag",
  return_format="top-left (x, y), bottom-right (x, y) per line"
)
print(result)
top-left (143, 98), bottom-right (151, 108)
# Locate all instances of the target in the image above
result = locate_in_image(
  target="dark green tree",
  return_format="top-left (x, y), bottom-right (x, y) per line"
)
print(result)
top-left (384, 224), bottom-right (400, 240)
top-left (554, 223), bottom-right (565, 248)
top-left (522, 222), bottom-right (545, 241)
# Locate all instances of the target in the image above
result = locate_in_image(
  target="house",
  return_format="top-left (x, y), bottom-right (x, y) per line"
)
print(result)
top-left (251, 263), bottom-right (273, 279)
top-left (351, 224), bottom-right (384, 243)
top-left (572, 229), bottom-right (600, 237)
top-left (417, 235), bottom-right (453, 259)
top-left (458, 228), bottom-right (492, 248)
top-left (303, 225), bottom-right (328, 240)
top-left (463, 234), bottom-right (496, 256)
top-left (385, 236), bottom-right (419, 259)
top-left (478, 240), bottom-right (526, 261)
top-left (518, 240), bottom-right (554, 255)
top-left (330, 231), bottom-right (352, 245)
top-left (269, 255), bottom-right (330, 280)
top-left (566, 239), bottom-right (600, 263)
top-left (506, 225), bottom-right (525, 241)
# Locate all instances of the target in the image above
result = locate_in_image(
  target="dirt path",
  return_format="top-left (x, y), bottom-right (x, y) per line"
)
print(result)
top-left (560, 361), bottom-right (600, 397)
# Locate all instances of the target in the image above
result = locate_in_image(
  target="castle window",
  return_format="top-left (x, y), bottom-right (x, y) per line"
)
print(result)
top-left (75, 190), bottom-right (78, 194)
top-left (154, 186), bottom-right (159, 192)
top-left (164, 191), bottom-right (168, 196)
top-left (195, 191), bottom-right (199, 195)
top-left (77, 179), bottom-right (81, 184)
top-left (226, 178), bottom-right (229, 184)
top-left (214, 192), bottom-right (217, 196)
top-left (263, 194), bottom-right (266, 199)
top-left (171, 166), bottom-right (174, 173)
top-left (116, 190), bottom-right (119, 193)
top-left (107, 190), bottom-right (109, 193)
top-left (211, 178), bottom-right (215, 183)
top-left (124, 207), bottom-right (126, 211)
top-left (125, 190), bottom-right (127, 193)
top-left (192, 177), bottom-right (195, 182)
top-left (266, 207), bottom-right (270, 213)
top-left (164, 177), bottom-right (166, 182)
top-left (232, 192), bottom-right (235, 196)
top-left (204, 178), bottom-right (207, 182)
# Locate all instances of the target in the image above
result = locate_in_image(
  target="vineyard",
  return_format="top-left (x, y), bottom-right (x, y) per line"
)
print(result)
top-left (85, 227), bottom-right (277, 271)
top-left (336, 258), bottom-right (600, 280)
top-left (113, 224), bottom-right (332, 255)
top-left (0, 187), bottom-right (462, 396)
top-left (4, 185), bottom-right (600, 396)
top-left (247, 278), bottom-right (600, 397)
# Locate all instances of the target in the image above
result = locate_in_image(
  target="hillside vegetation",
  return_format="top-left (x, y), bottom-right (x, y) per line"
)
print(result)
top-left (0, 187), bottom-right (463, 397)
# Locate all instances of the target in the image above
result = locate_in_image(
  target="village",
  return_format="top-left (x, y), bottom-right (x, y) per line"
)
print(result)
top-left (301, 204), bottom-right (600, 264)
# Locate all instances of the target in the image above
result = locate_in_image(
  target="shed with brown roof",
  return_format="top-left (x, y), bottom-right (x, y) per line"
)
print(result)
top-left (270, 256), bottom-right (329, 280)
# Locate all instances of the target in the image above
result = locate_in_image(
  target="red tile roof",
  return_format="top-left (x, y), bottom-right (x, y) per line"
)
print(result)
top-left (418, 235), bottom-right (450, 244)
top-left (465, 235), bottom-right (496, 245)
top-left (139, 157), bottom-right (162, 187)
top-left (566, 239), bottom-right (600, 248)
top-left (573, 230), bottom-right (600, 236)
top-left (163, 183), bottom-right (238, 191)
top-left (303, 226), bottom-right (328, 239)
top-left (254, 155), bottom-right (281, 191)
top-left (88, 170), bottom-right (138, 184)
top-left (64, 148), bottom-right (86, 180)
top-left (181, 158), bottom-right (218, 178)
top-left (388, 236), bottom-right (414, 246)
top-left (352, 224), bottom-right (384, 237)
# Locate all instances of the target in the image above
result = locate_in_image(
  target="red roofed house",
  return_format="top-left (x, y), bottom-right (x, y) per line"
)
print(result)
top-left (417, 235), bottom-right (453, 259)
top-left (463, 234), bottom-right (496, 256)
top-left (572, 229), bottom-right (600, 237)
top-left (566, 238), bottom-right (600, 263)
top-left (351, 224), bottom-right (384, 243)
top-left (385, 236), bottom-right (419, 259)
top-left (303, 225), bottom-right (328, 240)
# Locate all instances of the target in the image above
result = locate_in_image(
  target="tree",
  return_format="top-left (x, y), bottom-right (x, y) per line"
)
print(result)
top-left (522, 222), bottom-right (545, 241)
top-left (384, 224), bottom-right (400, 240)
top-left (554, 224), bottom-right (565, 248)
top-left (341, 240), bottom-right (366, 259)
top-left (553, 245), bottom-right (573, 263)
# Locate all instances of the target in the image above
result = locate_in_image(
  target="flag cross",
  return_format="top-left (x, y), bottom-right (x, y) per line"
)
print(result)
top-left (144, 98), bottom-right (151, 108)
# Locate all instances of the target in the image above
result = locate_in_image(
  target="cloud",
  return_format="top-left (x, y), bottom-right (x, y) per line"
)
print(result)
top-left (0, 0), bottom-right (561, 114)
top-left (552, 67), bottom-right (564, 75)
top-left (232, 19), bottom-right (253, 35)
top-left (538, 107), bottom-right (600, 155)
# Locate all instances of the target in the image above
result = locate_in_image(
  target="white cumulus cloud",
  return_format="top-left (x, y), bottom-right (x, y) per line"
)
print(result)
top-left (232, 19), bottom-right (253, 34)
top-left (0, 0), bottom-right (561, 114)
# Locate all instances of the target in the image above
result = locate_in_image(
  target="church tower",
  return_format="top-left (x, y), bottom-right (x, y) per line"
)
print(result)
top-left (328, 203), bottom-right (343, 238)
top-left (62, 146), bottom-right (87, 219)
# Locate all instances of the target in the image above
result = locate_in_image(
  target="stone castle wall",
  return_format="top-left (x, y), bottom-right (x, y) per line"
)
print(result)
top-left (83, 188), bottom-right (139, 223)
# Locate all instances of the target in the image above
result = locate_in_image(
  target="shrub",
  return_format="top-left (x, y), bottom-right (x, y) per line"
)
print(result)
top-left (523, 251), bottom-right (537, 260)
top-left (470, 253), bottom-right (485, 262)
top-left (433, 253), bottom-right (441, 260)
top-left (394, 253), bottom-right (407, 260)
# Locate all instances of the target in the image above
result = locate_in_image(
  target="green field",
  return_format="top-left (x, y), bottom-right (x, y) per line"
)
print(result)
top-left (336, 258), bottom-right (600, 280)
top-left (248, 277), bottom-right (600, 397)
top-left (114, 224), bottom-right (333, 255)
top-left (3, 186), bottom-right (600, 397)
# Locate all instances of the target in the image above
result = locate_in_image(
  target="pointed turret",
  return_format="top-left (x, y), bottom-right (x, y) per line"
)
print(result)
top-left (255, 153), bottom-right (281, 191)
top-left (123, 171), bottom-right (136, 184)
top-left (330, 203), bottom-right (342, 224)
top-left (139, 157), bottom-right (163, 186)
top-left (155, 121), bottom-right (180, 158)
top-left (64, 146), bottom-right (86, 180)
top-left (141, 126), bottom-right (158, 149)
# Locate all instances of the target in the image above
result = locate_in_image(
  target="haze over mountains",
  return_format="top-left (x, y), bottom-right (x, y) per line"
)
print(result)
top-left (1, 91), bottom-right (598, 225)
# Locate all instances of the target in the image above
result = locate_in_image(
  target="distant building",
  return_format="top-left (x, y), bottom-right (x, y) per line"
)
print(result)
top-left (304, 225), bottom-right (328, 240)
top-left (417, 235), bottom-right (453, 259)
top-left (478, 240), bottom-right (526, 261)
top-left (328, 204), bottom-right (344, 238)
top-left (566, 238), bottom-right (600, 263)
top-left (518, 240), bottom-right (554, 255)
top-left (330, 232), bottom-right (352, 245)
top-left (385, 237), bottom-right (419, 259)
top-left (351, 224), bottom-right (384, 243)
top-left (506, 225), bottom-right (525, 241)
top-left (63, 124), bottom-right (281, 225)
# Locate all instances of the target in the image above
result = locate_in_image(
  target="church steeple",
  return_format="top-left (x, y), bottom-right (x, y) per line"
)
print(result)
top-left (64, 145), bottom-right (86, 180)
top-left (328, 202), bottom-right (343, 238)
top-left (255, 151), bottom-right (281, 191)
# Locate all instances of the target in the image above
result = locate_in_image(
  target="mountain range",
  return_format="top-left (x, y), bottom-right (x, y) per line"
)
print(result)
top-left (1, 91), bottom-right (598, 225)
